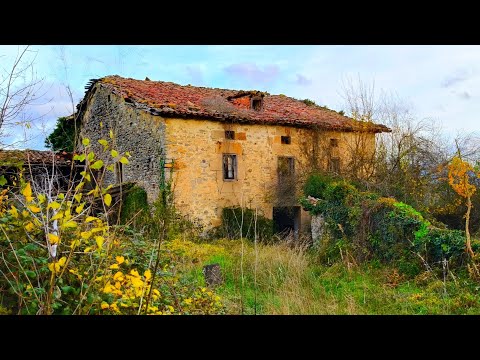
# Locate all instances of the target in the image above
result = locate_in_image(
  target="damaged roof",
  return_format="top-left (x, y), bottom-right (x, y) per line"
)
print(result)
top-left (80, 75), bottom-right (390, 133)
top-left (0, 150), bottom-right (73, 166)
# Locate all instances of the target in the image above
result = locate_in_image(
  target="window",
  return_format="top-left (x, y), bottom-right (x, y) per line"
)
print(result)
top-left (225, 130), bottom-right (235, 140)
top-left (223, 154), bottom-right (237, 180)
top-left (116, 162), bottom-right (123, 183)
top-left (330, 138), bottom-right (339, 147)
top-left (278, 156), bottom-right (295, 178)
top-left (251, 97), bottom-right (263, 111)
top-left (281, 136), bottom-right (291, 144)
top-left (328, 157), bottom-right (340, 174)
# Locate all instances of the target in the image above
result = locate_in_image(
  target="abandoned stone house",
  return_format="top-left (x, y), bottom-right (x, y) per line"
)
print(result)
top-left (76, 75), bottom-right (389, 235)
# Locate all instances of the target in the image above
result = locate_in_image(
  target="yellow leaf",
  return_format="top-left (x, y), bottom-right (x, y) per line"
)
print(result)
top-left (100, 121), bottom-right (103, 128)
top-left (82, 138), bottom-right (90, 146)
top-left (91, 160), bottom-right (104, 170)
top-left (9, 206), bottom-right (19, 218)
top-left (125, 151), bottom-right (131, 158)
top-left (75, 202), bottom-right (85, 214)
top-left (144, 269), bottom-right (152, 281)
top-left (80, 231), bottom-right (91, 239)
top-left (48, 201), bottom-right (61, 210)
top-left (62, 221), bottom-right (77, 229)
top-left (109, 130), bottom-right (114, 139)
top-left (84, 247), bottom-right (92, 253)
top-left (113, 272), bottom-right (124, 281)
top-left (37, 194), bottom-right (46, 204)
top-left (87, 187), bottom-right (99, 196)
top-left (87, 151), bottom-right (95, 162)
top-left (111, 149), bottom-right (118, 158)
top-left (98, 139), bottom-right (108, 147)
top-left (109, 263), bottom-right (119, 270)
top-left (22, 183), bottom-right (33, 202)
top-left (58, 257), bottom-right (67, 267)
top-left (75, 182), bottom-right (85, 192)
top-left (91, 226), bottom-right (105, 233)
top-left (95, 236), bottom-right (104, 250)
top-left (119, 157), bottom-right (129, 165)
top-left (57, 193), bottom-right (65, 200)
top-left (101, 302), bottom-right (110, 309)
top-left (106, 164), bottom-right (115, 172)
top-left (85, 216), bottom-right (97, 223)
top-left (130, 269), bottom-right (140, 277)
top-left (48, 263), bottom-right (55, 272)
top-left (51, 211), bottom-right (63, 221)
top-left (104, 194), bottom-right (112, 207)
top-left (116, 256), bottom-right (125, 264)
top-left (85, 173), bottom-right (91, 182)
top-left (27, 205), bottom-right (41, 213)
top-left (22, 210), bottom-right (29, 218)
top-left (25, 222), bottom-right (35, 232)
top-left (48, 233), bottom-right (60, 244)
top-left (74, 194), bottom-right (82, 202)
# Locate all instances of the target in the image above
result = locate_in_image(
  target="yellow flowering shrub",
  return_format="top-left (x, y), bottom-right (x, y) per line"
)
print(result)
top-left (0, 137), bottom-right (224, 315)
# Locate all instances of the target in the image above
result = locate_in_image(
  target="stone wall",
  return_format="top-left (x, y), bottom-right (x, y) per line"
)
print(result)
top-left (78, 85), bottom-right (166, 201)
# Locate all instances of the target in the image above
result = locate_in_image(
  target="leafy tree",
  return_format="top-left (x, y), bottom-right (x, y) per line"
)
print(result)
top-left (45, 115), bottom-right (78, 152)
top-left (448, 155), bottom-right (476, 257)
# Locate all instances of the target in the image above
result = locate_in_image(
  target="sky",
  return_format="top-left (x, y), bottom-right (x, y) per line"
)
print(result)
top-left (1, 45), bottom-right (479, 150)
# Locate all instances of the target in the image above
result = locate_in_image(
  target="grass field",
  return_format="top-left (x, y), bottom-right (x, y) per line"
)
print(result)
top-left (167, 238), bottom-right (480, 315)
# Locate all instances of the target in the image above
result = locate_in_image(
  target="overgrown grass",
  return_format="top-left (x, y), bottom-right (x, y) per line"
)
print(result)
top-left (169, 238), bottom-right (480, 314)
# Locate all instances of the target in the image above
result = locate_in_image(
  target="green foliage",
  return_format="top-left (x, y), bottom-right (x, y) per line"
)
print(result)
top-left (301, 175), bottom-right (471, 272)
top-left (45, 116), bottom-right (79, 152)
top-left (120, 186), bottom-right (149, 229)
top-left (302, 99), bottom-right (316, 106)
top-left (216, 207), bottom-right (273, 242)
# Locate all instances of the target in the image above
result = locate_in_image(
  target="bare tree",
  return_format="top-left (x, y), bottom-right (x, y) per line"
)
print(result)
top-left (0, 46), bottom-right (45, 147)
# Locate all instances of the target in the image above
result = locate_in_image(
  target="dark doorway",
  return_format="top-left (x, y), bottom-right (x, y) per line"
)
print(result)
top-left (273, 206), bottom-right (300, 237)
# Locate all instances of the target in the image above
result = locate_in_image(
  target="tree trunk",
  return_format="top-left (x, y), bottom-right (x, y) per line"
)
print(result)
top-left (465, 195), bottom-right (475, 258)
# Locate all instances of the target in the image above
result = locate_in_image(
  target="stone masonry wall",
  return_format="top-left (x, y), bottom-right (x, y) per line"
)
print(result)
top-left (78, 85), bottom-right (166, 201)
top-left (164, 118), bottom-right (375, 232)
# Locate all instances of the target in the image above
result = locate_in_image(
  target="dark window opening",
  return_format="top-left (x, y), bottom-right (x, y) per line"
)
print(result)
top-left (116, 162), bottom-right (123, 183)
top-left (328, 157), bottom-right (340, 174)
top-left (273, 206), bottom-right (300, 238)
top-left (281, 136), bottom-right (291, 144)
top-left (108, 95), bottom-right (111, 102)
top-left (330, 138), bottom-right (339, 147)
top-left (223, 154), bottom-right (237, 180)
top-left (251, 97), bottom-right (263, 111)
top-left (225, 130), bottom-right (235, 140)
top-left (278, 156), bottom-right (295, 178)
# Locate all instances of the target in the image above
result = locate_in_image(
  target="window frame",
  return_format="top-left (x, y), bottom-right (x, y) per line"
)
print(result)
top-left (281, 135), bottom-right (291, 145)
top-left (225, 130), bottom-right (235, 140)
top-left (328, 157), bottom-right (341, 174)
top-left (251, 96), bottom-right (263, 111)
top-left (223, 153), bottom-right (237, 181)
top-left (277, 156), bottom-right (295, 179)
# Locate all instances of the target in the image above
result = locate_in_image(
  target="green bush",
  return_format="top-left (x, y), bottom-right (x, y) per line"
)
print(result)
top-left (120, 186), bottom-right (149, 228)
top-left (217, 207), bottom-right (273, 242)
top-left (301, 176), bottom-right (471, 272)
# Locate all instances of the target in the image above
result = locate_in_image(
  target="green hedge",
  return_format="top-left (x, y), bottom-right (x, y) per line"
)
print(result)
top-left (217, 207), bottom-right (273, 242)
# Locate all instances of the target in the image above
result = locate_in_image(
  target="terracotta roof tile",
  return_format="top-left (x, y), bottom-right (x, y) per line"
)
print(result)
top-left (88, 76), bottom-right (389, 133)
top-left (0, 150), bottom-right (73, 166)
